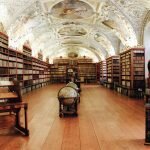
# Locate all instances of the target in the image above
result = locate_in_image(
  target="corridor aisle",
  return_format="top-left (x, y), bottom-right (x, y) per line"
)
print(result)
top-left (0, 84), bottom-right (148, 150)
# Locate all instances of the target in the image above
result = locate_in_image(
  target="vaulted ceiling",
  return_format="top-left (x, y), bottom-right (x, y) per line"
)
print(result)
top-left (0, 0), bottom-right (149, 63)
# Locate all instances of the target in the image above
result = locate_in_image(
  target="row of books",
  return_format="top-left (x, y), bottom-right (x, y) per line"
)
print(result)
top-left (51, 75), bottom-right (65, 77)
top-left (32, 62), bottom-right (48, 68)
top-left (31, 66), bottom-right (44, 70)
top-left (133, 63), bottom-right (144, 67)
top-left (50, 72), bottom-right (66, 75)
top-left (0, 37), bottom-right (8, 44)
top-left (133, 56), bottom-right (144, 60)
top-left (23, 75), bottom-right (33, 80)
top-left (0, 53), bottom-right (8, 59)
top-left (0, 61), bottom-right (42, 69)
top-left (134, 76), bottom-right (145, 80)
top-left (122, 76), bottom-right (131, 80)
top-left (22, 75), bottom-right (50, 80)
top-left (0, 42), bottom-right (8, 48)
top-left (134, 60), bottom-right (144, 63)
top-left (134, 71), bottom-right (144, 75)
top-left (0, 68), bottom-right (9, 74)
top-left (134, 68), bottom-right (144, 71)
top-left (121, 81), bottom-right (130, 87)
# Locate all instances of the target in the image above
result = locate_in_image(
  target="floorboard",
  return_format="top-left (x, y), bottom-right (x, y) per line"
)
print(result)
top-left (0, 84), bottom-right (149, 150)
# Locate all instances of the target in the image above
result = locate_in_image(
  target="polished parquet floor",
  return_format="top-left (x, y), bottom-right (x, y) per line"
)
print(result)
top-left (0, 84), bottom-right (149, 150)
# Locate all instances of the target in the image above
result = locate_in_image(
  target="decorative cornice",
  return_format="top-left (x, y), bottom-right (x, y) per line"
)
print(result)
top-left (121, 45), bottom-right (144, 52)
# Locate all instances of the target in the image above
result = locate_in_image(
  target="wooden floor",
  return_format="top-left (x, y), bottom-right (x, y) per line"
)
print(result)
top-left (0, 84), bottom-right (149, 150)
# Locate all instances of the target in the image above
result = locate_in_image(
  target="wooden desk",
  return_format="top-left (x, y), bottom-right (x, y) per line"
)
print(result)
top-left (0, 81), bottom-right (14, 87)
top-left (0, 92), bottom-right (18, 99)
top-left (0, 80), bottom-right (29, 136)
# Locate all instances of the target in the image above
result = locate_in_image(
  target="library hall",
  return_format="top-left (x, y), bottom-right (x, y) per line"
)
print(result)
top-left (0, 0), bottom-right (150, 149)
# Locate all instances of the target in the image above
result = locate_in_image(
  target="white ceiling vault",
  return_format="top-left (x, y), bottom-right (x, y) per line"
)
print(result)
top-left (0, 0), bottom-right (149, 63)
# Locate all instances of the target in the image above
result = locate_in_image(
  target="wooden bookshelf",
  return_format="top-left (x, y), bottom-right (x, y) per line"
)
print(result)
top-left (96, 63), bottom-right (100, 82)
top-left (99, 60), bottom-right (107, 84)
top-left (53, 58), bottom-right (69, 65)
top-left (120, 48), bottom-right (145, 97)
top-left (50, 57), bottom-right (97, 83)
top-left (31, 58), bottom-right (50, 92)
top-left (0, 31), bottom-right (8, 49)
top-left (23, 45), bottom-right (32, 57)
top-left (105, 56), bottom-right (120, 89)
top-left (50, 64), bottom-right (67, 83)
top-left (77, 57), bottom-right (92, 63)
top-left (0, 32), bottom-right (9, 81)
top-left (77, 63), bottom-right (97, 83)
top-left (0, 34), bottom-right (50, 94)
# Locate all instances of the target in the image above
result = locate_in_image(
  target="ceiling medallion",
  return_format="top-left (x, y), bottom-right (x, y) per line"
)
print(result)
top-left (50, 0), bottom-right (94, 19)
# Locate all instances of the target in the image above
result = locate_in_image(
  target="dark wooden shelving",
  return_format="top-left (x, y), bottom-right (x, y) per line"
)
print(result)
top-left (0, 33), bottom-right (50, 94)
top-left (105, 56), bottom-right (120, 89)
top-left (99, 60), bottom-right (107, 85)
top-left (120, 47), bottom-right (145, 98)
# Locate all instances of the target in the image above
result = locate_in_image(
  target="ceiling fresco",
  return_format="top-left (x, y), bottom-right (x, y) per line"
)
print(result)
top-left (0, 0), bottom-right (149, 62)
top-left (58, 26), bottom-right (87, 36)
top-left (50, 0), bottom-right (94, 19)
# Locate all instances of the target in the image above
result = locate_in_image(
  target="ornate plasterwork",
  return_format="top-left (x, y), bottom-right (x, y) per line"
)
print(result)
top-left (0, 0), bottom-right (149, 62)
top-left (109, 0), bottom-right (149, 42)
top-left (100, 1), bottom-right (138, 47)
top-left (47, 46), bottom-right (101, 63)
top-left (0, 22), bottom-right (6, 33)
top-left (94, 33), bottom-right (115, 55)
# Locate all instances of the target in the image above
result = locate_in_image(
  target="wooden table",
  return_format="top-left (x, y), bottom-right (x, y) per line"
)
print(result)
top-left (0, 80), bottom-right (29, 136)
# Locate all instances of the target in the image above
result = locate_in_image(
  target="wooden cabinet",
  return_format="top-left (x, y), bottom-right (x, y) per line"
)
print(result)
top-left (120, 48), bottom-right (145, 97)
